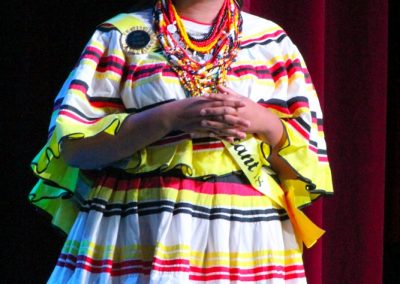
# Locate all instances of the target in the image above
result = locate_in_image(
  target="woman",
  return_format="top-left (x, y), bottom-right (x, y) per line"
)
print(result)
top-left (30, 0), bottom-right (333, 282)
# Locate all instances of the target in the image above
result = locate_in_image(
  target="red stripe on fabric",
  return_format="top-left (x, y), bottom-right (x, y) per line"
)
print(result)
top-left (96, 175), bottom-right (263, 197)
top-left (286, 119), bottom-right (310, 140)
top-left (59, 110), bottom-right (102, 125)
top-left (125, 63), bottom-right (178, 82)
top-left (85, 46), bottom-right (103, 57)
top-left (318, 156), bottom-right (329, 162)
top-left (96, 64), bottom-right (124, 76)
top-left (100, 55), bottom-right (125, 67)
top-left (153, 257), bottom-right (190, 266)
top-left (286, 60), bottom-right (303, 78)
top-left (259, 103), bottom-right (292, 115)
top-left (288, 101), bottom-right (309, 112)
top-left (57, 254), bottom-right (305, 279)
top-left (80, 53), bottom-right (101, 64)
top-left (190, 264), bottom-right (304, 275)
top-left (260, 101), bottom-right (309, 116)
top-left (270, 59), bottom-right (306, 83)
top-left (96, 56), bottom-right (125, 75)
top-left (70, 83), bottom-right (87, 93)
top-left (240, 29), bottom-right (285, 45)
top-left (89, 101), bottom-right (125, 109)
top-left (189, 272), bottom-right (306, 282)
top-left (228, 65), bottom-right (272, 80)
top-left (69, 83), bottom-right (124, 110)
top-left (192, 142), bottom-right (224, 150)
top-left (309, 144), bottom-right (318, 154)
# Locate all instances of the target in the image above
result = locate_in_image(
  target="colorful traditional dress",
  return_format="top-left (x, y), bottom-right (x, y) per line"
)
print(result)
top-left (30, 7), bottom-right (333, 284)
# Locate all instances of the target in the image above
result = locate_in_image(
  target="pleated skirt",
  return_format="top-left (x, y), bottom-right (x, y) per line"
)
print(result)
top-left (48, 170), bottom-right (306, 283)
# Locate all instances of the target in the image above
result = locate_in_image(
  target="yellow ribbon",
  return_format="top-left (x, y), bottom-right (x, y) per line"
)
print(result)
top-left (222, 136), bottom-right (324, 249)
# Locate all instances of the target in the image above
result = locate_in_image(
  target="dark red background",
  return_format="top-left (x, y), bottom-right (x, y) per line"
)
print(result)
top-left (1, 1), bottom-right (398, 283)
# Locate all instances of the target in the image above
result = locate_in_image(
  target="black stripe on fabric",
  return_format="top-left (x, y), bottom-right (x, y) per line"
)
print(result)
top-left (79, 199), bottom-right (288, 222)
top-left (311, 111), bottom-right (317, 118)
top-left (98, 60), bottom-right (124, 71)
top-left (192, 137), bottom-right (220, 144)
top-left (310, 140), bottom-right (318, 148)
top-left (60, 105), bottom-right (101, 121)
top-left (271, 66), bottom-right (286, 78)
top-left (70, 79), bottom-right (89, 91)
top-left (310, 112), bottom-right (325, 127)
top-left (230, 66), bottom-right (270, 76)
top-left (81, 49), bottom-right (102, 60)
top-left (127, 64), bottom-right (170, 77)
top-left (258, 96), bottom-right (309, 108)
top-left (293, 116), bottom-right (311, 133)
top-left (271, 61), bottom-right (302, 78)
top-left (125, 99), bottom-right (176, 113)
top-left (286, 61), bottom-right (302, 73)
top-left (287, 96), bottom-right (309, 106)
top-left (240, 33), bottom-right (287, 49)
top-left (69, 79), bottom-right (123, 105)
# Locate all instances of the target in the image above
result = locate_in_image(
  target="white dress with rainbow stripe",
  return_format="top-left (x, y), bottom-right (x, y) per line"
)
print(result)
top-left (30, 9), bottom-right (333, 283)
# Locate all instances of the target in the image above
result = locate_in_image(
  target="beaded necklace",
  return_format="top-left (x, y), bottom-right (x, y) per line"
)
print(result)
top-left (154, 0), bottom-right (242, 97)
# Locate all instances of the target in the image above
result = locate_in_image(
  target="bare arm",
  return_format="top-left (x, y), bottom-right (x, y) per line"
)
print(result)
top-left (61, 96), bottom-right (249, 169)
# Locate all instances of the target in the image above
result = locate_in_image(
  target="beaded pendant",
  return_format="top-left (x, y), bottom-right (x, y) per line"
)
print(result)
top-left (154, 0), bottom-right (242, 97)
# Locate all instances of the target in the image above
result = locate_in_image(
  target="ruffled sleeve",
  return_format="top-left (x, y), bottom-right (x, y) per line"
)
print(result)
top-left (260, 31), bottom-right (333, 208)
top-left (29, 26), bottom-right (129, 233)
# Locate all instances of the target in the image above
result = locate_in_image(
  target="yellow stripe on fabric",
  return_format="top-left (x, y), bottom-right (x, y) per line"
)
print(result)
top-left (61, 241), bottom-right (303, 266)
top-left (80, 59), bottom-right (98, 69)
top-left (268, 108), bottom-right (310, 119)
top-left (94, 71), bottom-right (122, 82)
top-left (240, 26), bottom-right (283, 42)
top-left (89, 40), bottom-right (105, 52)
top-left (88, 186), bottom-right (280, 209)
top-left (131, 75), bottom-right (181, 88)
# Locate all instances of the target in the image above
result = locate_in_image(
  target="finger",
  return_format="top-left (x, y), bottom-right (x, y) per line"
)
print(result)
top-left (209, 114), bottom-right (251, 128)
top-left (215, 129), bottom-right (247, 139)
top-left (218, 114), bottom-right (251, 128)
top-left (203, 96), bottom-right (245, 108)
top-left (201, 120), bottom-right (247, 139)
top-left (201, 119), bottom-right (230, 130)
top-left (216, 85), bottom-right (238, 96)
top-left (200, 106), bottom-right (239, 116)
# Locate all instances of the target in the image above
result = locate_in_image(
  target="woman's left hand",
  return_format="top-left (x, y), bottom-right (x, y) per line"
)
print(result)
top-left (200, 85), bottom-right (284, 147)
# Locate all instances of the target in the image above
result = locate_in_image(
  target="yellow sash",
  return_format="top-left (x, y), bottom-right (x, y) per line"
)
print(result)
top-left (222, 135), bottom-right (325, 248)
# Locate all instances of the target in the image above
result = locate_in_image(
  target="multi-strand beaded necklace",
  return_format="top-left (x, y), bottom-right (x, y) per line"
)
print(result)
top-left (154, 0), bottom-right (242, 97)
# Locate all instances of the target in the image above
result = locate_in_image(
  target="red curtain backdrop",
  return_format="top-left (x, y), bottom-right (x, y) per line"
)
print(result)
top-left (243, 0), bottom-right (391, 283)
top-left (3, 0), bottom-right (397, 283)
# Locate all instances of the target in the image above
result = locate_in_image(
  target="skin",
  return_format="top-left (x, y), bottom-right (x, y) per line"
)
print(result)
top-left (61, 0), bottom-right (297, 179)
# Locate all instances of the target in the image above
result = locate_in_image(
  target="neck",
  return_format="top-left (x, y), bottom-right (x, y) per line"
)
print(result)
top-left (173, 0), bottom-right (226, 24)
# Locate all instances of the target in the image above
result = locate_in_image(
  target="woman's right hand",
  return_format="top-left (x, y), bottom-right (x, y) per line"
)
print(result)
top-left (166, 96), bottom-right (250, 141)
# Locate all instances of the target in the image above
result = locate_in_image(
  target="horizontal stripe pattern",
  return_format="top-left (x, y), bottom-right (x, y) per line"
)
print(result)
top-left (35, 9), bottom-right (331, 284)
top-left (55, 253), bottom-right (305, 280)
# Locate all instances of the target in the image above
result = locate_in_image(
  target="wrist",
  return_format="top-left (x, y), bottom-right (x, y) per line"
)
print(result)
top-left (254, 108), bottom-right (284, 148)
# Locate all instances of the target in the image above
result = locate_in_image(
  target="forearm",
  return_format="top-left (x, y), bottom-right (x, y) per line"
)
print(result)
top-left (256, 110), bottom-right (298, 179)
top-left (61, 103), bottom-right (173, 169)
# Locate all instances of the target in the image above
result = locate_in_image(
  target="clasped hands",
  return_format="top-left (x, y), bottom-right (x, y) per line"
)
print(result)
top-left (172, 85), bottom-right (281, 145)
